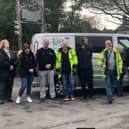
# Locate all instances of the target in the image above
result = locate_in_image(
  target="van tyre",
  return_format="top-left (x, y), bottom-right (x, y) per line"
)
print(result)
top-left (54, 74), bottom-right (63, 96)
top-left (55, 80), bottom-right (64, 96)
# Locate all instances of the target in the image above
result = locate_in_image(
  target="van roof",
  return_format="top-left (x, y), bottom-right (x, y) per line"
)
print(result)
top-left (32, 33), bottom-right (129, 38)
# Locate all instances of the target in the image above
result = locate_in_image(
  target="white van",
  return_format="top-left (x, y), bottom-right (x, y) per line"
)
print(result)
top-left (31, 33), bottom-right (129, 95)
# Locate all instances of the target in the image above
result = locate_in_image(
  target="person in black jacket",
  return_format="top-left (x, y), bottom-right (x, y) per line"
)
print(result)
top-left (125, 47), bottom-right (129, 69)
top-left (77, 37), bottom-right (94, 99)
top-left (116, 45), bottom-right (126, 97)
top-left (0, 39), bottom-right (17, 104)
top-left (125, 47), bottom-right (129, 90)
top-left (16, 43), bottom-right (36, 104)
top-left (36, 39), bottom-right (56, 101)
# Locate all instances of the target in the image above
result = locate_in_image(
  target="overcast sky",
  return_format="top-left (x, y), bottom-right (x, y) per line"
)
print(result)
top-left (81, 8), bottom-right (122, 30)
top-left (64, 1), bottom-right (122, 30)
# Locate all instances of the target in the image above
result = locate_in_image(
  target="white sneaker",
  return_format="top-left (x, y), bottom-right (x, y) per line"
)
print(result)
top-left (16, 97), bottom-right (21, 104)
top-left (27, 97), bottom-right (32, 103)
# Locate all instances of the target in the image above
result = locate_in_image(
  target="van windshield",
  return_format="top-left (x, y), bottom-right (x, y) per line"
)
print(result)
top-left (118, 37), bottom-right (129, 48)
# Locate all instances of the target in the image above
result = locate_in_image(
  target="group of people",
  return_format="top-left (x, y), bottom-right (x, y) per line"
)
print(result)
top-left (0, 37), bottom-right (129, 105)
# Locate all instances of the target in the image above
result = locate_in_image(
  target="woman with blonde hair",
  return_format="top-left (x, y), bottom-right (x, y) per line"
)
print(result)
top-left (0, 40), bottom-right (4, 49)
top-left (0, 41), bottom-right (2, 48)
top-left (0, 39), bottom-right (17, 104)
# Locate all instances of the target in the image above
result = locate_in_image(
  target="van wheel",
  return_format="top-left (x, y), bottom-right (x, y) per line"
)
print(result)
top-left (55, 80), bottom-right (64, 96)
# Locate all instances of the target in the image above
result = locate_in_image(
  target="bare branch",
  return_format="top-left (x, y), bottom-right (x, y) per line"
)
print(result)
top-left (123, 0), bottom-right (129, 13)
top-left (88, 5), bottom-right (122, 21)
top-left (112, 0), bottom-right (129, 15)
top-left (81, 0), bottom-right (129, 25)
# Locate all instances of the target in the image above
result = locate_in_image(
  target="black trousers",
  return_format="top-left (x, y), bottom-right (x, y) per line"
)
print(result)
top-left (5, 78), bottom-right (14, 100)
top-left (78, 68), bottom-right (94, 96)
top-left (0, 80), bottom-right (7, 101)
top-left (0, 78), bottom-right (14, 101)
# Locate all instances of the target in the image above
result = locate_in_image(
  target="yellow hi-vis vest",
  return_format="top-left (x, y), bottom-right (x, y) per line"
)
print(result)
top-left (98, 48), bottom-right (123, 80)
top-left (56, 48), bottom-right (78, 78)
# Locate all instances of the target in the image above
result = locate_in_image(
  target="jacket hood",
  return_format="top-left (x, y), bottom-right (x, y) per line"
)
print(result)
top-left (58, 47), bottom-right (71, 52)
top-left (103, 48), bottom-right (117, 53)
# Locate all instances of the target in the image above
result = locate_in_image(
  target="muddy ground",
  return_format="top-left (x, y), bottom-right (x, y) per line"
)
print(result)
top-left (1, 78), bottom-right (129, 129)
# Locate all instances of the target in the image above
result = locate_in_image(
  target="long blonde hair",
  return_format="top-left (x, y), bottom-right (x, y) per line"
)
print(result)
top-left (0, 40), bottom-right (3, 49)
top-left (0, 39), bottom-right (9, 49)
top-left (17, 49), bottom-right (23, 57)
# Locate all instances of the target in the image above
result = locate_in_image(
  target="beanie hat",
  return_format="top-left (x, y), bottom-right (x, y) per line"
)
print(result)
top-left (23, 43), bottom-right (30, 50)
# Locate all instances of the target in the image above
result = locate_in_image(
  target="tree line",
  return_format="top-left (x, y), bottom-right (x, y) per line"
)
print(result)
top-left (0, 0), bottom-right (128, 49)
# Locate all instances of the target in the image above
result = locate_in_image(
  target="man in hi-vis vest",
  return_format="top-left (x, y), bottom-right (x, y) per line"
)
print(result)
top-left (56, 40), bottom-right (78, 101)
top-left (98, 40), bottom-right (122, 104)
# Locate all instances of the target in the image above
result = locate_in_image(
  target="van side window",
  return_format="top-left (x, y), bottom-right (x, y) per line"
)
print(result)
top-left (75, 36), bottom-right (112, 53)
top-left (118, 37), bottom-right (129, 48)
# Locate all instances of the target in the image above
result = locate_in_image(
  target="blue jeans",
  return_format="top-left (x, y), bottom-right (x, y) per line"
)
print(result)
top-left (105, 70), bottom-right (115, 101)
top-left (62, 74), bottom-right (74, 97)
top-left (18, 76), bottom-right (34, 97)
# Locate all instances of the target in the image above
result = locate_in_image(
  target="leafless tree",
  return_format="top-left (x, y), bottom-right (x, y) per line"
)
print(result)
top-left (82, 0), bottom-right (129, 26)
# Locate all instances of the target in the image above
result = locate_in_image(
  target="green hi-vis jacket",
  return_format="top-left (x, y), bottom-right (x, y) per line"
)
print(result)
top-left (98, 48), bottom-right (123, 80)
top-left (56, 47), bottom-right (78, 78)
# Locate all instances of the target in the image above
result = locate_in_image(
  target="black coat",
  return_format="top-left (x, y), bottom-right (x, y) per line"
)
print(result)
top-left (36, 48), bottom-right (56, 71)
top-left (125, 48), bottom-right (129, 67)
top-left (0, 49), bottom-right (18, 80)
top-left (77, 45), bottom-right (93, 70)
top-left (19, 51), bottom-right (36, 77)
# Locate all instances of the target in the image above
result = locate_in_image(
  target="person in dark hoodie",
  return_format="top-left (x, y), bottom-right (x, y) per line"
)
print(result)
top-left (56, 40), bottom-right (78, 101)
top-left (0, 39), bottom-right (17, 104)
top-left (116, 45), bottom-right (126, 97)
top-left (16, 43), bottom-right (36, 104)
top-left (77, 37), bottom-right (94, 99)
top-left (36, 39), bottom-right (56, 101)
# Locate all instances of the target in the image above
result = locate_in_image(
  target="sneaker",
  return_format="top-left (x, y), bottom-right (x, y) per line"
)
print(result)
top-left (27, 97), bottom-right (32, 103)
top-left (71, 96), bottom-right (76, 101)
top-left (8, 99), bottom-right (14, 103)
top-left (64, 97), bottom-right (70, 101)
top-left (0, 100), bottom-right (4, 104)
top-left (16, 97), bottom-right (21, 104)
top-left (108, 100), bottom-right (113, 104)
top-left (108, 98), bottom-right (113, 104)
